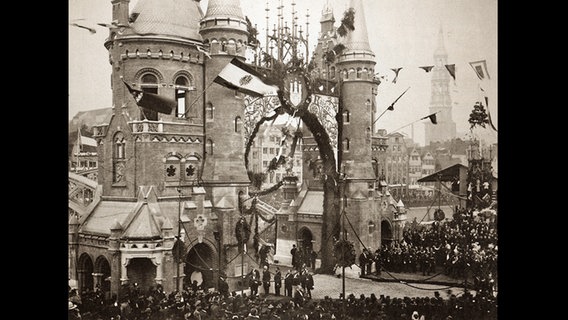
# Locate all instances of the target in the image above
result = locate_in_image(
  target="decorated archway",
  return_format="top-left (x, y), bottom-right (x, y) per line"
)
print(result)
top-left (184, 242), bottom-right (217, 290)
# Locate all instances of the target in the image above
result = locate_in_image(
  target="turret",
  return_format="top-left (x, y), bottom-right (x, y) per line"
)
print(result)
top-left (336, 0), bottom-right (378, 181)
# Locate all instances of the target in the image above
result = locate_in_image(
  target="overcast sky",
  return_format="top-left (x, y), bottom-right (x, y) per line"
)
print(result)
top-left (69, 0), bottom-right (497, 146)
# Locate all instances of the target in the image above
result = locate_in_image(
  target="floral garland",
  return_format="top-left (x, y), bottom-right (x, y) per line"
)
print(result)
top-left (333, 239), bottom-right (356, 267)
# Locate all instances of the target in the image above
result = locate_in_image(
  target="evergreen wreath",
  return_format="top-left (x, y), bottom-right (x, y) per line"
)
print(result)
top-left (333, 239), bottom-right (356, 267)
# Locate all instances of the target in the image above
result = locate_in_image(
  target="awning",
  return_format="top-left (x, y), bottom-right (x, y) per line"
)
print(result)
top-left (417, 163), bottom-right (468, 183)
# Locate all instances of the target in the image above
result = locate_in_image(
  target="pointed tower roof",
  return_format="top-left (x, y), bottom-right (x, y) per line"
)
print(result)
top-left (204, 0), bottom-right (245, 20)
top-left (128, 0), bottom-right (203, 42)
top-left (341, 0), bottom-right (373, 54)
top-left (434, 24), bottom-right (447, 56)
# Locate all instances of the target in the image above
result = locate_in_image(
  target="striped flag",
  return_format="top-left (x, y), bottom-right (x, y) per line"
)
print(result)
top-left (213, 57), bottom-right (278, 97)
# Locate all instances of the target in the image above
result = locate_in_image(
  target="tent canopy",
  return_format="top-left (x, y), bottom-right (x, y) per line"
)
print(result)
top-left (417, 163), bottom-right (468, 183)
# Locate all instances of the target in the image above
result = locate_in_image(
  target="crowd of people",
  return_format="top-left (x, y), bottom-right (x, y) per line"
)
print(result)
top-left (69, 280), bottom-right (497, 319)
top-left (68, 209), bottom-right (498, 319)
top-left (358, 207), bottom-right (498, 297)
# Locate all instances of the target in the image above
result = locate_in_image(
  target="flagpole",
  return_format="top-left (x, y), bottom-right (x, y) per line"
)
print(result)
top-left (184, 81), bottom-right (215, 118)
top-left (76, 122), bottom-right (81, 173)
top-left (371, 86), bottom-right (410, 127)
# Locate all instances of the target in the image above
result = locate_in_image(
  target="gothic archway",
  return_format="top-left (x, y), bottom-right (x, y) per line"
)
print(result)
top-left (184, 242), bottom-right (217, 290)
top-left (297, 227), bottom-right (314, 258)
top-left (77, 253), bottom-right (94, 293)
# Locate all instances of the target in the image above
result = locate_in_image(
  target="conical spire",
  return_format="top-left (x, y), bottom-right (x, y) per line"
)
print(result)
top-left (342, 0), bottom-right (373, 53)
top-left (434, 24), bottom-right (447, 56)
top-left (204, 0), bottom-right (245, 21)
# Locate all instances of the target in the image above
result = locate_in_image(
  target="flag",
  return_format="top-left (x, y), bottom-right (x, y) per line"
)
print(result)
top-left (123, 80), bottom-right (176, 114)
top-left (445, 64), bottom-right (456, 80)
top-left (419, 66), bottom-right (434, 73)
top-left (213, 57), bottom-right (278, 97)
top-left (421, 113), bottom-right (437, 124)
top-left (391, 67), bottom-right (403, 83)
top-left (469, 60), bottom-right (490, 80)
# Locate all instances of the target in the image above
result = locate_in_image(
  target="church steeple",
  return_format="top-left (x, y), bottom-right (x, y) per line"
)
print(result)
top-left (320, 0), bottom-right (335, 34)
top-left (425, 24), bottom-right (456, 145)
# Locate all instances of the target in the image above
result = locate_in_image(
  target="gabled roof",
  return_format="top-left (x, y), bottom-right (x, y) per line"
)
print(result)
top-left (122, 204), bottom-right (162, 240)
top-left (297, 190), bottom-right (324, 215)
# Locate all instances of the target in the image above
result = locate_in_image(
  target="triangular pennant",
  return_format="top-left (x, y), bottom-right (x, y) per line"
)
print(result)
top-left (419, 66), bottom-right (434, 73)
top-left (444, 64), bottom-right (456, 80)
top-left (421, 113), bottom-right (437, 124)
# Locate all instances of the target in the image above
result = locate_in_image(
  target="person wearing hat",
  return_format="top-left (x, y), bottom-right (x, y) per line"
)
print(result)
top-left (284, 270), bottom-right (293, 297)
top-left (68, 301), bottom-right (82, 320)
top-left (273, 267), bottom-right (282, 296)
top-left (246, 307), bottom-right (260, 319)
top-left (248, 267), bottom-right (261, 297)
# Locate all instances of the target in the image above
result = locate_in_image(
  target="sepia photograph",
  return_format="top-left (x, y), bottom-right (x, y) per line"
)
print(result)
top-left (68, 0), bottom-right (498, 318)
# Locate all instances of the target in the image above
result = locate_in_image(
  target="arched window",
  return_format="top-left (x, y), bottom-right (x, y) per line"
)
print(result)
top-left (234, 116), bottom-right (242, 133)
top-left (206, 102), bottom-right (214, 121)
top-left (140, 73), bottom-right (159, 120)
top-left (113, 132), bottom-right (126, 183)
top-left (185, 155), bottom-right (200, 181)
top-left (343, 138), bottom-right (350, 152)
top-left (343, 110), bottom-right (350, 124)
top-left (206, 139), bottom-right (214, 155)
top-left (330, 66), bottom-right (336, 79)
top-left (165, 155), bottom-right (181, 182)
top-left (356, 68), bottom-right (362, 78)
top-left (175, 76), bottom-right (189, 118)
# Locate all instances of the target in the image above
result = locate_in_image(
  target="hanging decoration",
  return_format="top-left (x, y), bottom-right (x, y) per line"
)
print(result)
top-left (333, 239), bottom-right (356, 267)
